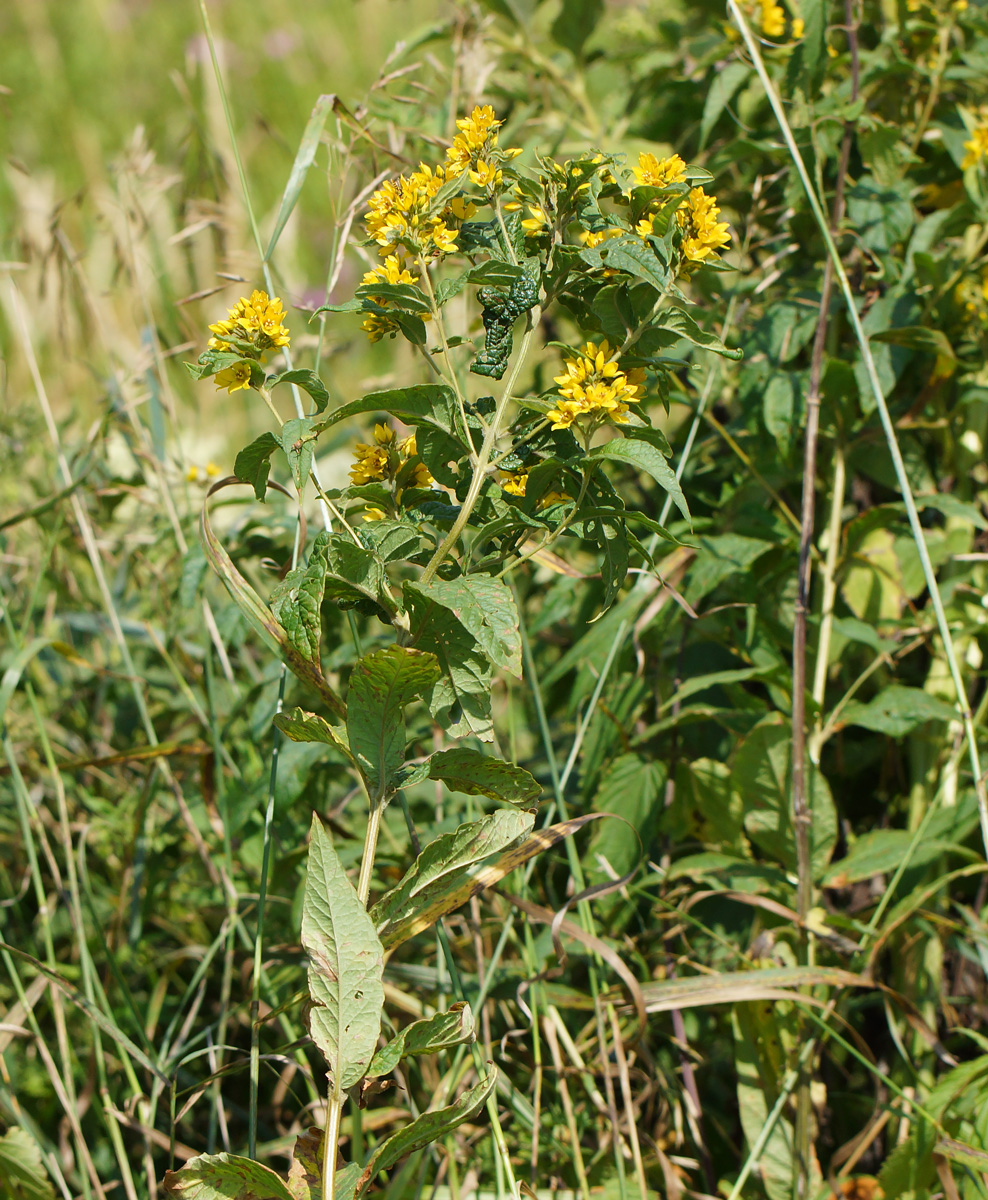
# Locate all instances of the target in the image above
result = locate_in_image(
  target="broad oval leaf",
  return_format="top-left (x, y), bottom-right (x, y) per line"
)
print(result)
top-left (367, 1003), bottom-right (475, 1078)
top-left (274, 708), bottom-right (353, 764)
top-left (590, 435), bottom-right (690, 523)
top-left (303, 816), bottom-right (385, 1092)
top-left (346, 645), bottom-right (441, 795)
top-left (425, 748), bottom-right (540, 806)
top-left (163, 1153), bottom-right (295, 1200)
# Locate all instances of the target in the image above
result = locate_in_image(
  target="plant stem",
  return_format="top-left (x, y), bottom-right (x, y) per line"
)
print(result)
top-left (420, 307), bottom-right (542, 583)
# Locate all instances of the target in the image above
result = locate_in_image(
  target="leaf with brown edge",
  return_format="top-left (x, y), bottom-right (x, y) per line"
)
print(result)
top-left (162, 1152), bottom-right (295, 1200)
top-left (200, 478), bottom-right (345, 720)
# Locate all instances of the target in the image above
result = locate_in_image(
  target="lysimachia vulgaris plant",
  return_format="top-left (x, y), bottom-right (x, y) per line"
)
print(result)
top-left (166, 107), bottom-right (738, 1200)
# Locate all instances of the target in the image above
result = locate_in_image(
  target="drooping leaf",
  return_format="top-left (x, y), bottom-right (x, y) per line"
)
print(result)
top-left (354, 1068), bottom-right (498, 1199)
top-left (346, 645), bottom-right (440, 794)
top-left (234, 431), bottom-right (281, 500)
top-left (267, 369), bottom-right (330, 412)
top-left (274, 708), bottom-right (354, 764)
top-left (653, 305), bottom-right (743, 359)
top-left (367, 1003), bottom-right (475, 1078)
top-left (317, 385), bottom-right (461, 437)
top-left (302, 816), bottom-right (385, 1091)
top-left (424, 747), bottom-right (541, 806)
top-left (270, 531), bottom-right (332, 664)
top-left (0, 1128), bottom-right (56, 1200)
top-left (200, 485), bottom-right (346, 718)
top-left (371, 809), bottom-right (535, 937)
top-left (406, 574), bottom-right (522, 676)
top-left (163, 1153), bottom-right (295, 1200)
top-left (590, 435), bottom-right (690, 522)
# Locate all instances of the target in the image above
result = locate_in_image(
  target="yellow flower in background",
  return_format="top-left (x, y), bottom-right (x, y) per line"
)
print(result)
top-left (635, 214), bottom-right (656, 239)
top-left (499, 469), bottom-right (569, 508)
top-left (214, 362), bottom-right (253, 393)
top-left (678, 187), bottom-right (731, 263)
top-left (759, 0), bottom-right (787, 36)
top-left (548, 340), bottom-right (645, 431)
top-left (633, 152), bottom-right (687, 188)
top-left (962, 126), bottom-right (988, 169)
top-left (579, 226), bottom-right (622, 249)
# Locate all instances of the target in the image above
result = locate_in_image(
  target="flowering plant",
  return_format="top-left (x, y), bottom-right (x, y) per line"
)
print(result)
top-left (170, 108), bottom-right (735, 1200)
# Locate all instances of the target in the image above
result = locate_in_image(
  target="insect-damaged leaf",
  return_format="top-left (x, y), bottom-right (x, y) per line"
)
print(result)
top-left (366, 1003), bottom-right (475, 1078)
top-left (347, 645), bottom-right (440, 795)
top-left (354, 1068), bottom-right (498, 1199)
top-left (411, 747), bottom-right (541, 806)
top-left (271, 531), bottom-right (332, 664)
top-left (163, 1153), bottom-right (296, 1200)
top-left (302, 816), bottom-right (385, 1092)
top-left (274, 708), bottom-right (355, 765)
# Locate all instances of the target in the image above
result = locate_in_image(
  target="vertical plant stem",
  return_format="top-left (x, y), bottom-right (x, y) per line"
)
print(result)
top-left (810, 444), bottom-right (846, 762)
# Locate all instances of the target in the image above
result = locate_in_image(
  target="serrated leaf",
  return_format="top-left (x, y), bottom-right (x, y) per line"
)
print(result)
top-left (354, 1068), bottom-right (498, 1199)
top-left (303, 816), bottom-right (385, 1091)
top-left (163, 1153), bottom-right (295, 1200)
top-left (234, 432), bottom-right (281, 500)
top-left (0, 1128), bottom-right (55, 1200)
top-left (347, 645), bottom-right (441, 794)
top-left (267, 369), bottom-right (330, 413)
top-left (367, 1003), bottom-right (475, 1078)
top-left (590, 435), bottom-right (690, 522)
top-left (270, 531), bottom-right (332, 663)
top-left (425, 748), bottom-right (541, 805)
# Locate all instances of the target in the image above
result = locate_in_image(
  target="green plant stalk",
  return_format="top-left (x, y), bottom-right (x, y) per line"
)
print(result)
top-left (418, 253), bottom-right (479, 461)
top-left (727, 0), bottom-right (988, 860)
top-left (421, 307), bottom-right (543, 583)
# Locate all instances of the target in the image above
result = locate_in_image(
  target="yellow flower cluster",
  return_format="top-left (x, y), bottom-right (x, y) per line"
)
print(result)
top-left (963, 126), bottom-right (988, 169)
top-left (365, 164), bottom-right (463, 258)
top-left (208, 290), bottom-right (291, 391)
top-left (349, 424), bottom-right (433, 520)
top-left (548, 340), bottom-right (646, 431)
top-left (633, 153), bottom-right (687, 189)
top-left (758, 0), bottom-right (804, 37)
top-left (445, 105), bottom-right (518, 190)
top-left (677, 188), bottom-right (731, 263)
top-left (359, 255), bottom-right (423, 343)
top-left (208, 290), bottom-right (291, 353)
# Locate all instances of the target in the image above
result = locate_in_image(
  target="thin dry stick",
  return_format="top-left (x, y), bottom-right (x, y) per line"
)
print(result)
top-left (542, 1014), bottom-right (591, 1200)
top-left (607, 1004), bottom-right (648, 1200)
top-left (789, 4), bottom-right (860, 1189)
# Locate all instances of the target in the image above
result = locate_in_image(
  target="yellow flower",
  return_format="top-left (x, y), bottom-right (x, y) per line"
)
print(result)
top-left (208, 290), bottom-right (291, 354)
top-left (579, 226), bottom-right (622, 249)
top-left (350, 424), bottom-right (397, 485)
top-left (206, 461), bottom-right (221, 477)
top-left (677, 188), bottom-right (731, 263)
top-left (428, 218), bottom-right (459, 255)
top-left (499, 469), bottom-right (568, 508)
top-left (547, 340), bottom-right (646, 431)
top-left (186, 465), bottom-right (201, 482)
top-left (360, 312), bottom-right (402, 343)
top-left (214, 362), bottom-right (253, 393)
top-left (760, 0), bottom-right (787, 36)
top-left (446, 105), bottom-right (504, 180)
top-left (362, 507), bottom-right (388, 522)
top-left (633, 153), bottom-right (687, 188)
top-left (365, 163), bottom-right (461, 256)
top-left (521, 205), bottom-right (549, 236)
top-left (963, 126), bottom-right (988, 169)
top-left (361, 254), bottom-right (419, 288)
top-left (470, 160), bottom-right (503, 189)
top-left (635, 214), bottom-right (656, 239)
top-left (792, 17), bottom-right (805, 37)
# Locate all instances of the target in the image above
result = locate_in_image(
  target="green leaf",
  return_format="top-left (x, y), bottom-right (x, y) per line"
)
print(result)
top-left (367, 1003), bottom-right (475, 1078)
top-left (163, 1153), bottom-right (295, 1200)
top-left (733, 1004), bottom-right (798, 1200)
top-left (654, 306), bottom-right (742, 359)
top-left (404, 588), bottom-right (494, 739)
top-left (409, 576), bottom-right (523, 677)
top-left (354, 282), bottom-right (432, 314)
top-left (735, 714), bottom-right (837, 880)
top-left (347, 645), bottom-right (441, 794)
top-left (0, 1128), bottom-right (55, 1200)
top-left (700, 61), bottom-right (750, 149)
top-left (590, 435), bottom-right (690, 522)
top-left (581, 235), bottom-right (670, 293)
top-left (371, 809), bottom-right (535, 942)
top-left (425, 747), bottom-right (541, 806)
top-left (267, 369), bottom-right (330, 412)
top-left (279, 416), bottom-right (320, 492)
top-left (234, 432), bottom-right (281, 500)
top-left (303, 816), bottom-right (385, 1091)
top-left (274, 708), bottom-right (354, 764)
top-left (585, 754), bottom-right (664, 913)
top-left (265, 93), bottom-right (338, 260)
top-left (270, 531), bottom-right (332, 664)
top-left (318, 385), bottom-right (461, 437)
top-left (840, 686), bottom-right (959, 737)
top-left (869, 325), bottom-right (957, 361)
top-left (467, 260), bottom-right (527, 286)
top-left (354, 1068), bottom-right (498, 1199)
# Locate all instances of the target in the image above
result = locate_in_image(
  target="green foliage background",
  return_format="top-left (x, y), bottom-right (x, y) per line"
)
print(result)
top-left (4, 0), bottom-right (988, 1197)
